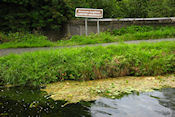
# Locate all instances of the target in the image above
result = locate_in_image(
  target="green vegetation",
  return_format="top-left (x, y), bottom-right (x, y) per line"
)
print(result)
top-left (0, 41), bottom-right (174, 86)
top-left (113, 26), bottom-right (175, 40)
top-left (58, 26), bottom-right (175, 46)
top-left (1, 26), bottom-right (175, 49)
top-left (44, 75), bottom-right (175, 103)
top-left (1, 0), bottom-right (175, 108)
top-left (0, 32), bottom-right (56, 49)
top-left (1, 0), bottom-right (175, 32)
top-left (57, 32), bottom-right (117, 46)
top-left (112, 25), bottom-right (164, 35)
top-left (0, 0), bottom-right (71, 32)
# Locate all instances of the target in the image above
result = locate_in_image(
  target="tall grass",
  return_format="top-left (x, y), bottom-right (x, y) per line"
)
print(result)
top-left (1, 26), bottom-right (175, 49)
top-left (57, 26), bottom-right (175, 46)
top-left (0, 41), bottom-right (174, 86)
top-left (112, 25), bottom-right (155, 35)
top-left (0, 32), bottom-right (56, 49)
top-left (57, 32), bottom-right (118, 46)
top-left (117, 26), bottom-right (175, 41)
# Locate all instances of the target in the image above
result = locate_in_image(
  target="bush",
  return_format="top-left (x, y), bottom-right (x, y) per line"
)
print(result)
top-left (147, 0), bottom-right (175, 17)
top-left (0, 41), bottom-right (174, 86)
top-left (115, 0), bottom-right (148, 18)
top-left (1, 26), bottom-right (175, 49)
top-left (57, 32), bottom-right (118, 46)
top-left (0, 32), bottom-right (55, 48)
top-left (113, 26), bottom-right (175, 41)
top-left (1, 0), bottom-right (175, 33)
top-left (0, 32), bottom-right (7, 43)
top-left (57, 26), bottom-right (175, 46)
top-left (0, 0), bottom-right (71, 32)
top-left (112, 25), bottom-right (154, 36)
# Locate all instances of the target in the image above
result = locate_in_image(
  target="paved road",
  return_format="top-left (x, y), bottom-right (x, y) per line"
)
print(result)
top-left (0, 38), bottom-right (175, 56)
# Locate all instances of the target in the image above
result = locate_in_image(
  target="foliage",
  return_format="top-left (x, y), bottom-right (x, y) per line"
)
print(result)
top-left (0, 41), bottom-right (174, 86)
top-left (1, 26), bottom-right (175, 49)
top-left (0, 0), bottom-right (71, 32)
top-left (65, 0), bottom-right (118, 18)
top-left (114, 0), bottom-right (148, 18)
top-left (57, 32), bottom-right (118, 46)
top-left (67, 0), bottom-right (175, 18)
top-left (57, 26), bottom-right (175, 46)
top-left (112, 25), bottom-right (154, 36)
top-left (1, 0), bottom-right (175, 32)
top-left (147, 0), bottom-right (175, 17)
top-left (0, 32), bottom-right (55, 48)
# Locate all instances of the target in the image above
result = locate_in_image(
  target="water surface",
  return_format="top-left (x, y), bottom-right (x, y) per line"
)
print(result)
top-left (0, 87), bottom-right (175, 117)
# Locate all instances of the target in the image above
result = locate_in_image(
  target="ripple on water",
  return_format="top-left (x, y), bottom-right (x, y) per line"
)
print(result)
top-left (0, 87), bottom-right (175, 117)
top-left (90, 88), bottom-right (175, 117)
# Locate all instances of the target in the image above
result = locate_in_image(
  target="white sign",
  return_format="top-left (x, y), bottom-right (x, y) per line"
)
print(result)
top-left (75, 8), bottom-right (103, 18)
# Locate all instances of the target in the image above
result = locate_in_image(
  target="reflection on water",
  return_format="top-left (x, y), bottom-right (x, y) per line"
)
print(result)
top-left (0, 87), bottom-right (175, 117)
top-left (91, 88), bottom-right (175, 117)
top-left (0, 87), bottom-right (91, 117)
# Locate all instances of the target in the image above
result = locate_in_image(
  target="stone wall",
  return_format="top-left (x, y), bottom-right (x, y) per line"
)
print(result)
top-left (66, 17), bottom-right (175, 36)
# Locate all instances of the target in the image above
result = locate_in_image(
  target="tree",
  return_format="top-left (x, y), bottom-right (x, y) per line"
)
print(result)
top-left (116, 0), bottom-right (148, 18)
top-left (147, 0), bottom-right (171, 17)
top-left (0, 0), bottom-right (71, 32)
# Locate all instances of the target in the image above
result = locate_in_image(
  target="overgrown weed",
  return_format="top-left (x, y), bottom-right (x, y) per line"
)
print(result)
top-left (0, 41), bottom-right (174, 86)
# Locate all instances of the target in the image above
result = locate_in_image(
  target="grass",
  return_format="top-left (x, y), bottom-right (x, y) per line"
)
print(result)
top-left (0, 41), bottom-right (174, 86)
top-left (57, 32), bottom-right (117, 46)
top-left (0, 32), bottom-right (56, 49)
top-left (0, 26), bottom-right (175, 49)
top-left (57, 26), bottom-right (175, 46)
top-left (119, 26), bottom-right (175, 41)
top-left (0, 40), bottom-right (56, 49)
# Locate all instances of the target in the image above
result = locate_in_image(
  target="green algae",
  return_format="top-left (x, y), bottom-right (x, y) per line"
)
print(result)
top-left (43, 74), bottom-right (175, 103)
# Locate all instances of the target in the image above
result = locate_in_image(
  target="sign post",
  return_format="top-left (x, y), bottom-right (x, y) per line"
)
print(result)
top-left (97, 19), bottom-right (100, 34)
top-left (85, 18), bottom-right (88, 36)
top-left (75, 8), bottom-right (103, 36)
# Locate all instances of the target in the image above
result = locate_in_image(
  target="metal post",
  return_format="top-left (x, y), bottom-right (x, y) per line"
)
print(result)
top-left (85, 18), bottom-right (88, 36)
top-left (97, 19), bottom-right (100, 34)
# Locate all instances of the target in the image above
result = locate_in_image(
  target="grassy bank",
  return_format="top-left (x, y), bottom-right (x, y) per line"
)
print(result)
top-left (1, 26), bottom-right (175, 49)
top-left (0, 41), bottom-right (174, 86)
top-left (0, 32), bottom-right (56, 49)
top-left (57, 26), bottom-right (175, 46)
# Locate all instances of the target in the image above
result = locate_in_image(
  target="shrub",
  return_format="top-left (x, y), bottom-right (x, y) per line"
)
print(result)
top-left (0, 0), bottom-right (71, 32)
top-left (0, 32), bottom-right (55, 48)
top-left (57, 26), bottom-right (175, 46)
top-left (1, 0), bottom-right (175, 33)
top-left (57, 32), bottom-right (117, 46)
top-left (112, 25), bottom-right (154, 36)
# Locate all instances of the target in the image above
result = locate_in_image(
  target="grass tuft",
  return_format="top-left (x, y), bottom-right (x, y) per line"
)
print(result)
top-left (57, 26), bottom-right (175, 46)
top-left (1, 26), bottom-right (175, 49)
top-left (0, 32), bottom-right (56, 49)
top-left (0, 41), bottom-right (174, 86)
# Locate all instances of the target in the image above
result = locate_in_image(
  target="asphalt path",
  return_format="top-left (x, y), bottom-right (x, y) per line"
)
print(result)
top-left (0, 38), bottom-right (175, 56)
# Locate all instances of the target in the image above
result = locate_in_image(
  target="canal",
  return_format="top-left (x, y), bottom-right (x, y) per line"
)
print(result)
top-left (0, 87), bottom-right (175, 117)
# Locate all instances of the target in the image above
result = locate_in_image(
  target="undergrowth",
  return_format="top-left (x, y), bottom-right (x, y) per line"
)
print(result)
top-left (0, 41), bottom-right (174, 86)
top-left (0, 32), bottom-right (56, 49)
top-left (57, 26), bottom-right (175, 46)
top-left (1, 26), bottom-right (175, 49)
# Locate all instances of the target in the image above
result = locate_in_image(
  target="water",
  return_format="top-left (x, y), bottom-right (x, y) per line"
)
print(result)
top-left (0, 87), bottom-right (175, 117)
top-left (90, 89), bottom-right (175, 117)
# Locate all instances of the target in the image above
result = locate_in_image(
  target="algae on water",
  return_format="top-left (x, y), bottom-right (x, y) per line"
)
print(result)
top-left (43, 75), bottom-right (175, 103)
